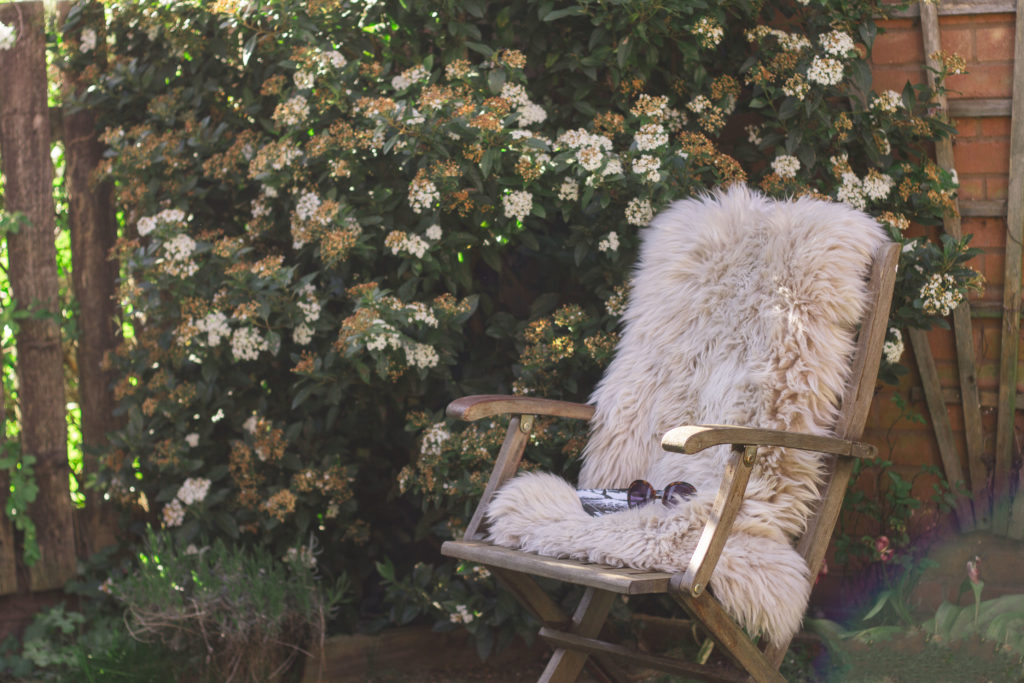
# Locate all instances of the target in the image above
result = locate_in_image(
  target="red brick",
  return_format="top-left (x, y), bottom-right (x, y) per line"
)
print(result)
top-left (939, 27), bottom-right (974, 61)
top-left (979, 117), bottom-right (1012, 137)
top-left (976, 25), bottom-right (1015, 62)
top-left (871, 67), bottom-right (925, 93)
top-left (946, 64), bottom-right (1014, 98)
top-left (957, 176), bottom-right (984, 200)
top-left (964, 217), bottom-right (1007, 248)
top-left (952, 117), bottom-right (982, 136)
top-left (872, 29), bottom-right (924, 65)
top-left (952, 139), bottom-right (1010, 174)
top-left (986, 176), bottom-right (1008, 199)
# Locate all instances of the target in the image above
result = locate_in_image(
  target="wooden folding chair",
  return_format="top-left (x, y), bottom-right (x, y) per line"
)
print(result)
top-left (442, 231), bottom-right (899, 682)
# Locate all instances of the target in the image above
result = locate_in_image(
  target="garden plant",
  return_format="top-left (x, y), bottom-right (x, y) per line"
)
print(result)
top-left (0, 0), bottom-right (989, 676)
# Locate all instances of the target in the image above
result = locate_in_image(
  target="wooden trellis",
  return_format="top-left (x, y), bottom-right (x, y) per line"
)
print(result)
top-left (900, 0), bottom-right (1024, 538)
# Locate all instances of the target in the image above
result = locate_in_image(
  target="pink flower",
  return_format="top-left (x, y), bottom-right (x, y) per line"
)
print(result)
top-left (967, 555), bottom-right (982, 585)
top-left (875, 535), bottom-right (894, 563)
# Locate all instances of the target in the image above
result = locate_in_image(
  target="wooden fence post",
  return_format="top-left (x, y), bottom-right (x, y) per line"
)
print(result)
top-left (59, 0), bottom-right (122, 557)
top-left (0, 1), bottom-right (77, 591)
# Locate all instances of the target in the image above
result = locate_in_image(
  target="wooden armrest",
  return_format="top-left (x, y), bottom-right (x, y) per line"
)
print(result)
top-left (447, 394), bottom-right (595, 422)
top-left (661, 424), bottom-right (876, 459)
top-left (662, 425), bottom-right (874, 600)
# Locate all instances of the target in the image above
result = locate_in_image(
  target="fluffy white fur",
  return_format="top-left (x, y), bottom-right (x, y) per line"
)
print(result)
top-left (487, 185), bottom-right (889, 644)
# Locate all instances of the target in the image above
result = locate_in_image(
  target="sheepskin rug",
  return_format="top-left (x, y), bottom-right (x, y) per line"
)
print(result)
top-left (487, 185), bottom-right (889, 644)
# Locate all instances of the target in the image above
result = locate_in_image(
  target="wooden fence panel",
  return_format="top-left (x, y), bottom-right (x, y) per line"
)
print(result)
top-left (0, 1), bottom-right (77, 592)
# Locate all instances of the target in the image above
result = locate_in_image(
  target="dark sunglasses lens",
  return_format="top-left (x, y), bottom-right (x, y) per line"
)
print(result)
top-left (627, 480), bottom-right (654, 508)
top-left (663, 481), bottom-right (696, 506)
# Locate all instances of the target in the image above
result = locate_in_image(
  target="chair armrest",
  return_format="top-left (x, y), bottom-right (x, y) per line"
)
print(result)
top-left (662, 424), bottom-right (875, 600)
top-left (661, 424), bottom-right (876, 459)
top-left (447, 394), bottom-right (595, 422)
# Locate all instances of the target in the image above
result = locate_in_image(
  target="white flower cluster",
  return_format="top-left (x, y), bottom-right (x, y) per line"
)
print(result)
top-left (321, 50), bottom-right (346, 69)
top-left (426, 224), bottom-right (443, 240)
top-left (273, 95), bottom-right (309, 127)
top-left (598, 231), bottom-right (620, 252)
top-left (421, 422), bottom-right (451, 456)
top-left (746, 124), bottom-right (764, 146)
top-left (367, 320), bottom-right (402, 351)
top-left (920, 273), bottom-right (964, 317)
top-left (631, 155), bottom-right (661, 182)
top-left (293, 70), bottom-right (314, 89)
top-left (746, 26), bottom-right (811, 52)
top-left (231, 327), bottom-right (269, 361)
top-left (388, 230), bottom-right (430, 258)
top-left (692, 16), bottom-right (724, 48)
top-left (806, 55), bottom-right (844, 86)
top-left (883, 328), bottom-right (904, 364)
top-left (177, 477), bottom-right (211, 505)
top-left (137, 207), bottom-right (187, 237)
top-left (162, 499), bottom-right (185, 527)
top-left (782, 75), bottom-right (809, 100)
top-left (836, 172), bottom-right (867, 210)
top-left (634, 123), bottom-right (669, 151)
top-left (872, 90), bottom-right (904, 113)
top-left (405, 342), bottom-right (440, 369)
top-left (408, 178), bottom-right (439, 214)
top-left (196, 311), bottom-right (230, 346)
top-left (625, 198), bottom-right (653, 226)
top-left (821, 30), bottom-right (855, 56)
top-left (185, 433), bottom-right (199, 448)
top-left (298, 283), bottom-right (321, 324)
top-left (449, 604), bottom-right (475, 624)
top-left (391, 64), bottom-right (429, 91)
top-left (557, 129), bottom-right (615, 173)
top-left (687, 95), bottom-right (711, 114)
top-left (557, 178), bottom-right (579, 202)
top-left (502, 190), bottom-right (533, 221)
top-left (0, 22), bottom-right (15, 51)
top-left (862, 170), bottom-right (894, 201)
top-left (408, 302), bottom-right (439, 327)
top-left (162, 234), bottom-right (199, 277)
top-left (771, 154), bottom-right (801, 179)
top-left (80, 28), bottom-right (97, 53)
top-left (501, 82), bottom-right (547, 127)
top-left (295, 191), bottom-right (321, 220)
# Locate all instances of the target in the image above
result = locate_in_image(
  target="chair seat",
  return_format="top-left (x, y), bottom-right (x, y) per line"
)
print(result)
top-left (441, 540), bottom-right (674, 595)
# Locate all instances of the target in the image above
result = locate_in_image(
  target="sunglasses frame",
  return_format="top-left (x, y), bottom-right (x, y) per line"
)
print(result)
top-left (626, 479), bottom-right (696, 508)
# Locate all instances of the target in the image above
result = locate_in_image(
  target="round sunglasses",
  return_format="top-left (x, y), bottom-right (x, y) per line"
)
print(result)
top-left (627, 479), bottom-right (697, 508)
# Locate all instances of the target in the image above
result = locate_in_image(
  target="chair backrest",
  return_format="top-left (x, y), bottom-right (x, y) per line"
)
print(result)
top-left (578, 185), bottom-right (894, 539)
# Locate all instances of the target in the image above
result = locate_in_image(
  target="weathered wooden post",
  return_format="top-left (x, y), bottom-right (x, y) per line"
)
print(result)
top-left (0, 0), bottom-right (77, 591)
top-left (59, 0), bottom-right (121, 557)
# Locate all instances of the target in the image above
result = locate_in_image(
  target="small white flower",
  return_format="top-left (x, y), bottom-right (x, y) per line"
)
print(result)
top-left (405, 234), bottom-right (429, 258)
top-left (821, 30), bottom-right (855, 57)
top-left (806, 56), bottom-right (844, 86)
top-left (293, 70), bottom-right (314, 89)
top-left (631, 155), bottom-right (661, 183)
top-left (176, 477), bottom-right (211, 505)
top-left (162, 499), bottom-right (185, 527)
top-left (137, 216), bottom-right (157, 237)
top-left (408, 178), bottom-right (439, 214)
top-left (625, 198), bottom-right (653, 226)
top-left (185, 433), bottom-right (199, 448)
top-left (883, 328), bottom-right (904, 364)
top-left (80, 28), bottom-right (97, 53)
top-left (230, 327), bottom-right (269, 361)
top-left (872, 90), bottom-right (904, 113)
top-left (862, 170), bottom-right (894, 201)
top-left (557, 178), bottom-right (579, 202)
top-left (836, 172), bottom-right (867, 210)
top-left (426, 224), bottom-right (442, 240)
top-left (634, 123), bottom-right (669, 151)
top-left (0, 22), bottom-right (16, 51)
top-left (294, 323), bottom-right (314, 346)
top-left (243, 415), bottom-right (259, 434)
top-left (598, 231), bottom-right (620, 252)
top-left (404, 342), bottom-right (440, 368)
top-left (502, 190), bottom-right (533, 222)
top-left (323, 50), bottom-right (346, 69)
top-left (771, 155), bottom-right (801, 179)
top-left (195, 311), bottom-right (230, 346)
top-left (391, 64), bottom-right (429, 91)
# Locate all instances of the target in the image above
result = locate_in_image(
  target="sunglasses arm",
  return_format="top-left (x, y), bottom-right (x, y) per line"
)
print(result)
top-left (447, 394), bottom-right (595, 541)
top-left (660, 424), bottom-right (877, 600)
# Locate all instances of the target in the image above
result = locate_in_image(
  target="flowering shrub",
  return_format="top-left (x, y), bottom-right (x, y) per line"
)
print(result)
top-left (65, 0), bottom-right (979, 638)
